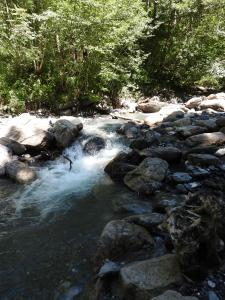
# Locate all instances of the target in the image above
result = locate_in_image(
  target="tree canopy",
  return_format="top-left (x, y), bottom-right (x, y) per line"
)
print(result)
top-left (0, 0), bottom-right (224, 112)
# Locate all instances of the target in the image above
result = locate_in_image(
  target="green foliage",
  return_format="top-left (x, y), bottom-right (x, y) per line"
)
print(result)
top-left (142, 0), bottom-right (225, 91)
top-left (0, 0), bottom-right (225, 112)
top-left (0, 0), bottom-right (147, 110)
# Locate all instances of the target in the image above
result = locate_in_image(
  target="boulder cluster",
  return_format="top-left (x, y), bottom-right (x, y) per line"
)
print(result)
top-left (92, 93), bottom-right (225, 300)
top-left (0, 114), bottom-right (83, 184)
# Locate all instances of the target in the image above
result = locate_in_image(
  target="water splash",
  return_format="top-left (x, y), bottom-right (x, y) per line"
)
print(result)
top-left (9, 117), bottom-right (127, 221)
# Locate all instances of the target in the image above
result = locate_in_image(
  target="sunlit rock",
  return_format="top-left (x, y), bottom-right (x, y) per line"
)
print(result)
top-left (5, 160), bottom-right (37, 184)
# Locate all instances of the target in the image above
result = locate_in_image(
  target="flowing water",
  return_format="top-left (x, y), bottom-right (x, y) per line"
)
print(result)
top-left (0, 117), bottom-right (128, 300)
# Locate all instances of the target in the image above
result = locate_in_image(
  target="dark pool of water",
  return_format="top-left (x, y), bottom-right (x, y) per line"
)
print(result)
top-left (0, 177), bottom-right (120, 300)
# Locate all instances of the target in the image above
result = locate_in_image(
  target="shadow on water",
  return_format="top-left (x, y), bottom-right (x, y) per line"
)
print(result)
top-left (0, 178), bottom-right (117, 299)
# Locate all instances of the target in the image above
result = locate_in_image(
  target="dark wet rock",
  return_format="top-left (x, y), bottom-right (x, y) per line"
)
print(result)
top-left (173, 117), bottom-right (192, 127)
top-left (152, 290), bottom-right (199, 300)
top-left (185, 132), bottom-right (225, 148)
top-left (5, 160), bottom-right (37, 184)
top-left (176, 182), bottom-right (201, 193)
top-left (162, 106), bottom-right (185, 122)
top-left (117, 122), bottom-right (140, 139)
top-left (188, 154), bottom-right (219, 166)
top-left (139, 146), bottom-right (182, 164)
top-left (125, 213), bottom-right (166, 232)
top-left (137, 97), bottom-right (167, 113)
top-left (143, 129), bottom-right (161, 144)
top-left (125, 150), bottom-right (143, 165)
top-left (95, 220), bottom-right (154, 266)
top-left (186, 165), bottom-right (210, 178)
top-left (104, 151), bottom-right (137, 180)
top-left (50, 119), bottom-right (83, 149)
top-left (154, 193), bottom-right (186, 212)
top-left (164, 192), bottom-right (225, 275)
top-left (120, 254), bottom-right (182, 299)
top-left (124, 158), bottom-right (168, 195)
top-left (107, 163), bottom-right (136, 181)
top-left (195, 119), bottom-right (218, 131)
top-left (83, 136), bottom-right (106, 155)
top-left (113, 197), bottom-right (152, 215)
top-left (97, 261), bottom-right (121, 279)
top-left (176, 126), bottom-right (207, 138)
top-left (172, 172), bottom-right (192, 183)
top-left (130, 138), bottom-right (152, 150)
top-left (0, 137), bottom-right (26, 155)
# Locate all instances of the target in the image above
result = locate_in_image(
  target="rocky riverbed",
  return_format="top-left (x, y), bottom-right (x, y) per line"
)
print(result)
top-left (1, 92), bottom-right (225, 299)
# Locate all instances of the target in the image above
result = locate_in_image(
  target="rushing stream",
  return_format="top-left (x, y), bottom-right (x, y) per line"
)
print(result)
top-left (0, 117), bottom-right (128, 299)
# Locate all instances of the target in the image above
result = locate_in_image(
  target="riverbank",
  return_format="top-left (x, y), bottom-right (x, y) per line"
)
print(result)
top-left (0, 92), bottom-right (225, 299)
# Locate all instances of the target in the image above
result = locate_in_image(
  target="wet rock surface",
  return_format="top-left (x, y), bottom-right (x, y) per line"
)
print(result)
top-left (2, 93), bottom-right (225, 299)
top-left (95, 220), bottom-right (154, 267)
top-left (49, 119), bottom-right (83, 149)
top-left (83, 136), bottom-right (106, 155)
top-left (0, 114), bottom-right (83, 183)
top-left (124, 157), bottom-right (169, 194)
top-left (91, 92), bottom-right (225, 300)
top-left (120, 254), bottom-right (182, 298)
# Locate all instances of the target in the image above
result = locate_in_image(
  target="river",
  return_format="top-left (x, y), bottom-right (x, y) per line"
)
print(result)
top-left (0, 117), bottom-right (128, 299)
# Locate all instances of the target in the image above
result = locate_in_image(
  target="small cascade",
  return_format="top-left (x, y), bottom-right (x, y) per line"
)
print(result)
top-left (8, 117), bottom-right (127, 222)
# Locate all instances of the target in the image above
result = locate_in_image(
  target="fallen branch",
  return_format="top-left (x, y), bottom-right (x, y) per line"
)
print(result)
top-left (63, 155), bottom-right (73, 171)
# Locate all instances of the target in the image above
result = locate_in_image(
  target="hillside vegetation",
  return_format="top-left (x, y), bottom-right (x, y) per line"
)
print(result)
top-left (0, 0), bottom-right (225, 112)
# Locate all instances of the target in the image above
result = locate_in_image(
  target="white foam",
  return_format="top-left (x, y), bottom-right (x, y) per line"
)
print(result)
top-left (11, 118), bottom-right (127, 220)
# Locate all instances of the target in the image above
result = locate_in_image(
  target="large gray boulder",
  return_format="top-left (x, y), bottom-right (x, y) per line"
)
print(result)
top-left (185, 96), bottom-right (204, 109)
top-left (152, 290), bottom-right (199, 300)
top-left (95, 220), bottom-right (154, 265)
top-left (104, 151), bottom-right (137, 181)
top-left (139, 146), bottom-right (182, 163)
top-left (50, 119), bottom-right (83, 149)
top-left (200, 98), bottom-right (225, 111)
top-left (124, 158), bottom-right (169, 194)
top-left (137, 97), bottom-right (167, 113)
top-left (185, 132), bottom-right (225, 147)
top-left (5, 160), bottom-right (37, 184)
top-left (120, 254), bottom-right (182, 298)
top-left (1, 113), bottom-right (52, 150)
top-left (0, 137), bottom-right (26, 155)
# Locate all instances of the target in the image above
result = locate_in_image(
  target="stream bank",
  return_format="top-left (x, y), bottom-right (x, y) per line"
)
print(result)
top-left (0, 92), bottom-right (225, 299)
